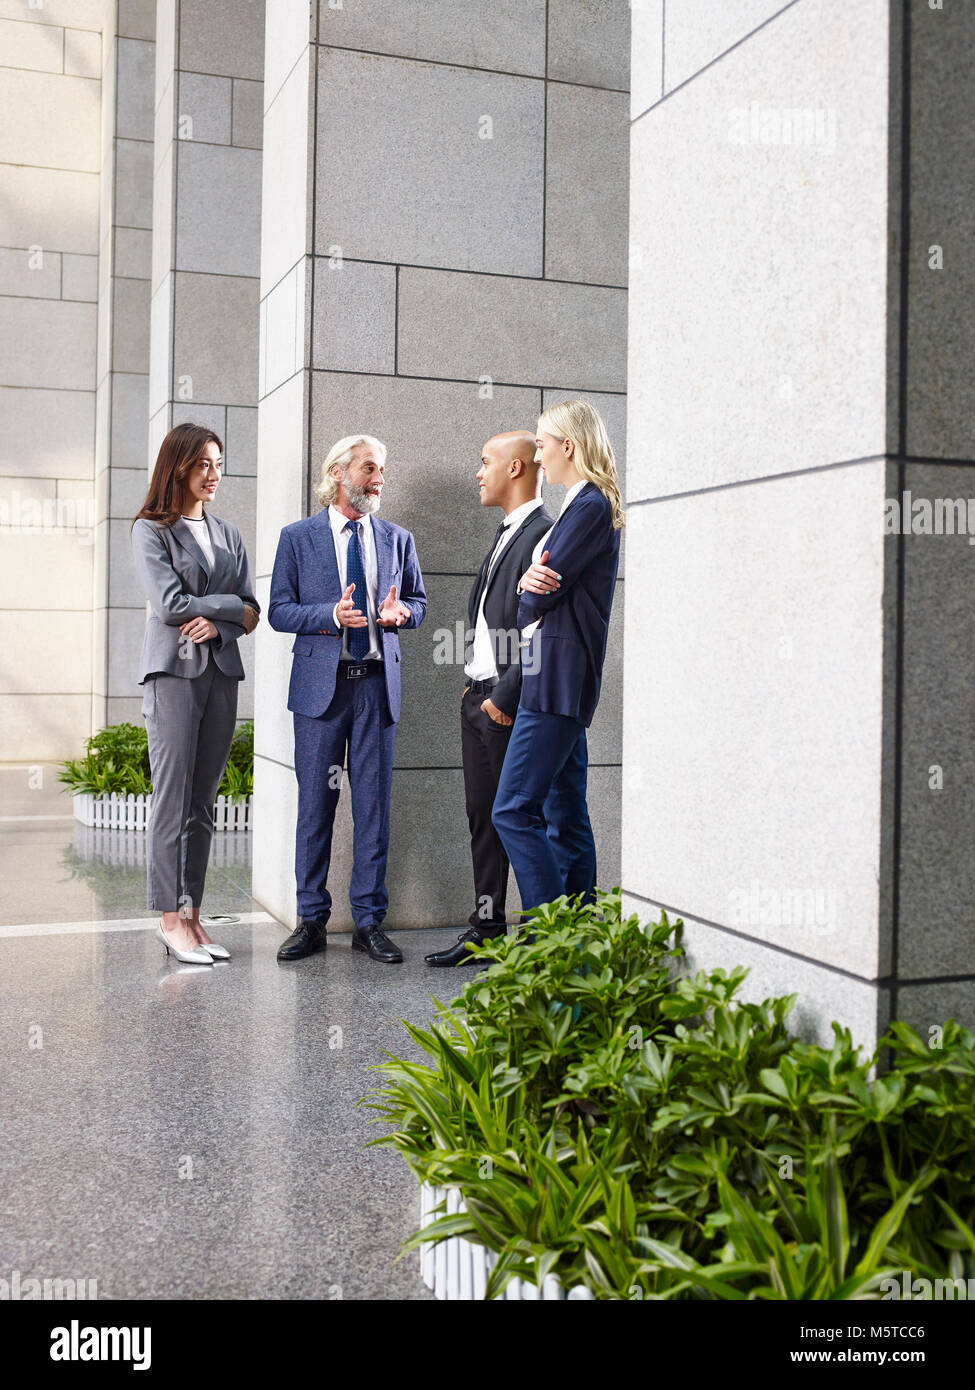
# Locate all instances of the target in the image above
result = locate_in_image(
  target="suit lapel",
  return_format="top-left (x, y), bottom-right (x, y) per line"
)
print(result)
top-left (172, 516), bottom-right (213, 583)
top-left (469, 549), bottom-right (493, 624)
top-left (372, 516), bottom-right (394, 609)
top-left (541, 482), bottom-right (596, 550)
top-left (205, 512), bottom-right (237, 590)
top-left (310, 508), bottom-right (341, 596)
top-left (481, 506), bottom-right (552, 607)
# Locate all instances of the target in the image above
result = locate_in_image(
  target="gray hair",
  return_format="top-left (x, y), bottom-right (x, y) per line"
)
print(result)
top-left (314, 434), bottom-right (387, 507)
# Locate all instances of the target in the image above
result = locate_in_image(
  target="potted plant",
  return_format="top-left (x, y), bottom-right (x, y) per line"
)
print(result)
top-left (365, 890), bottom-right (975, 1300)
top-left (59, 720), bottom-right (253, 831)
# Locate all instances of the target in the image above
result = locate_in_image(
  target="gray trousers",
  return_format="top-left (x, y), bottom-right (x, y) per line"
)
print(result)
top-left (142, 662), bottom-right (239, 912)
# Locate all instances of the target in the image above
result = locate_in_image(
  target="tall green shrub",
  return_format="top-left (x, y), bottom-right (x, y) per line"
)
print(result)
top-left (366, 891), bottom-right (975, 1299)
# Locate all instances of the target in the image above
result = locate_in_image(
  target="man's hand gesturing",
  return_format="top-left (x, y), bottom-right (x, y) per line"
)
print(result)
top-left (335, 582), bottom-right (368, 628)
top-left (378, 584), bottom-right (410, 627)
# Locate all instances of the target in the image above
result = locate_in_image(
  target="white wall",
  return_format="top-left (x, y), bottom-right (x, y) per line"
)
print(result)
top-left (0, 0), bottom-right (109, 760)
top-left (624, 0), bottom-right (975, 1042)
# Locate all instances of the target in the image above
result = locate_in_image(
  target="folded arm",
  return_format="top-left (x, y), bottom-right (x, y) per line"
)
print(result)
top-left (132, 519), bottom-right (246, 626)
top-left (212, 527), bottom-right (261, 648)
top-left (517, 498), bottom-right (612, 623)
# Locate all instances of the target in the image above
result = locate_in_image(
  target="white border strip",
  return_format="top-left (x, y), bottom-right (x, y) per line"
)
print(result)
top-left (0, 815), bottom-right (75, 822)
top-left (0, 911), bottom-right (278, 940)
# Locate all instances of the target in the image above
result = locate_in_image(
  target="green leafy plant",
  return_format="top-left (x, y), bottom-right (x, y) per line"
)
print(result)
top-left (221, 719), bottom-right (254, 800)
top-left (58, 722), bottom-right (153, 796)
top-left (365, 890), bottom-right (975, 1299)
top-left (59, 720), bottom-right (253, 801)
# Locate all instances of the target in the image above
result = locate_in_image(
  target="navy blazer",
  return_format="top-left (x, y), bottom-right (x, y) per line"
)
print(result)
top-left (517, 482), bottom-right (620, 728)
top-left (268, 510), bottom-right (426, 722)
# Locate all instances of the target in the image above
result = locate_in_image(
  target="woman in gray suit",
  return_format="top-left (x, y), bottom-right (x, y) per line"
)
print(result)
top-left (131, 423), bottom-right (260, 964)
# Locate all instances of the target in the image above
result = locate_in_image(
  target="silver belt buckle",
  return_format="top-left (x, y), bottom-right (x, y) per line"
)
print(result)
top-left (347, 662), bottom-right (369, 680)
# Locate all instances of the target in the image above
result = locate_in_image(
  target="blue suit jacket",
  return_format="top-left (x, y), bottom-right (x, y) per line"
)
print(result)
top-left (517, 482), bottom-right (620, 728)
top-left (268, 510), bottom-right (426, 722)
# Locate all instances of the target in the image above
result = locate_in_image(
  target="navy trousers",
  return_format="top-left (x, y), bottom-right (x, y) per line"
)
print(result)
top-left (293, 669), bottom-right (396, 927)
top-left (492, 707), bottom-right (597, 912)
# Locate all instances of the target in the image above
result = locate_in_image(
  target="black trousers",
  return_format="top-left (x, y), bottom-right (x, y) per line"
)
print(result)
top-left (460, 683), bottom-right (513, 927)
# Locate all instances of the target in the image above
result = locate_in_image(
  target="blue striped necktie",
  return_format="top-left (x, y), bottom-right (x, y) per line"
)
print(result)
top-left (345, 520), bottom-right (370, 660)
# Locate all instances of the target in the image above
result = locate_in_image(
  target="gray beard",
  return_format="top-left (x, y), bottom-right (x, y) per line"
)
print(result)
top-left (345, 480), bottom-right (381, 515)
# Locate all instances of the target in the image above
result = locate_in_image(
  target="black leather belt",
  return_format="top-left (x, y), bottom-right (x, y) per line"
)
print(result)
top-left (466, 678), bottom-right (497, 695)
top-left (341, 662), bottom-right (384, 680)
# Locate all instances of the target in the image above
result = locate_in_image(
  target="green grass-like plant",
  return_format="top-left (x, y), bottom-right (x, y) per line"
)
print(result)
top-left (59, 720), bottom-right (253, 801)
top-left (364, 890), bottom-right (975, 1299)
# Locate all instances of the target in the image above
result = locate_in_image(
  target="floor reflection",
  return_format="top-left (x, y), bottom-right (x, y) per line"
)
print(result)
top-left (0, 764), bottom-right (255, 925)
top-left (0, 764), bottom-right (449, 1297)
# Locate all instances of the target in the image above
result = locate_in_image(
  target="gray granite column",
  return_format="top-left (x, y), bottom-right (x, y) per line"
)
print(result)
top-left (893, 0), bottom-right (975, 1033)
top-left (148, 0), bottom-right (265, 717)
top-left (252, 1), bottom-right (630, 931)
top-left (623, 0), bottom-right (975, 1044)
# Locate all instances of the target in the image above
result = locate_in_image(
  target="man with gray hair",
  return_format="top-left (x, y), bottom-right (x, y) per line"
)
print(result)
top-left (268, 435), bottom-right (426, 962)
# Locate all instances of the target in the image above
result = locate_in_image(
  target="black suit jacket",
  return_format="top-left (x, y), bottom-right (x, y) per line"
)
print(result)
top-left (467, 503), bottom-right (555, 718)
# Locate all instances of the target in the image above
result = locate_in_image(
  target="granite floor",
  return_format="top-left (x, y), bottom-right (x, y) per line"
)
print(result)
top-left (0, 766), bottom-right (477, 1300)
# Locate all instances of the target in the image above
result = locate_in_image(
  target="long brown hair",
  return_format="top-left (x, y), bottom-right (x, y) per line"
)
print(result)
top-left (133, 423), bottom-right (223, 529)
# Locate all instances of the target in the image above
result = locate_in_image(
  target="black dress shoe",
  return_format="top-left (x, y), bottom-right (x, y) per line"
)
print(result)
top-left (425, 925), bottom-right (506, 967)
top-left (277, 918), bottom-right (328, 961)
top-left (351, 923), bottom-right (403, 963)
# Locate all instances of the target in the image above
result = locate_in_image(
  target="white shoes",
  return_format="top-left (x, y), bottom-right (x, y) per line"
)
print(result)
top-left (156, 922), bottom-right (213, 965)
top-left (200, 941), bottom-right (231, 960)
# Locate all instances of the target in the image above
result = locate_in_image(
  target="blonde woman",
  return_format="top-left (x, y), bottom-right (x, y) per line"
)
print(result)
top-left (491, 400), bottom-right (624, 912)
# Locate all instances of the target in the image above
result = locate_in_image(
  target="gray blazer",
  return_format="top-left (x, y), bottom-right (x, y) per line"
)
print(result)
top-left (131, 512), bottom-right (260, 684)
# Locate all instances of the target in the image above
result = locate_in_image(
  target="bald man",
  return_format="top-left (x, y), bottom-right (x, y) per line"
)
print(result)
top-left (425, 433), bottom-right (555, 967)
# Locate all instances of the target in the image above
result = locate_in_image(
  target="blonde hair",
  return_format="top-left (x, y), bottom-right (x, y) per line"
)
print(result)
top-left (537, 400), bottom-right (625, 530)
top-left (314, 434), bottom-right (387, 508)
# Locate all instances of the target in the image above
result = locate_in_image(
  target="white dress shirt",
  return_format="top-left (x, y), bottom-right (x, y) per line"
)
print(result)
top-left (465, 497), bottom-right (544, 682)
top-left (327, 505), bottom-right (383, 661)
top-left (180, 514), bottom-right (214, 568)
top-left (521, 480), bottom-right (587, 641)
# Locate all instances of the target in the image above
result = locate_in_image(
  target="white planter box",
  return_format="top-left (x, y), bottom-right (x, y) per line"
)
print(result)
top-left (418, 1182), bottom-right (594, 1302)
top-left (72, 792), bottom-right (251, 832)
